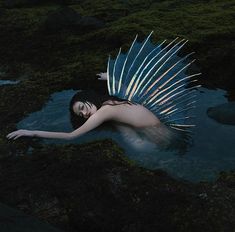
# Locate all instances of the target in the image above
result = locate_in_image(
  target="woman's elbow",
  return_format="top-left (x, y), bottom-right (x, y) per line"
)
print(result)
top-left (68, 131), bottom-right (83, 140)
top-left (67, 133), bottom-right (77, 140)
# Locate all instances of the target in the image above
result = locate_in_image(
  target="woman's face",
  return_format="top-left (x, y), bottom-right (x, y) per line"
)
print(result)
top-left (73, 101), bottom-right (97, 119)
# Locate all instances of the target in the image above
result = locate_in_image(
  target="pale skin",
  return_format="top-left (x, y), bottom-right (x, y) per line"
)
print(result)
top-left (6, 73), bottom-right (160, 141)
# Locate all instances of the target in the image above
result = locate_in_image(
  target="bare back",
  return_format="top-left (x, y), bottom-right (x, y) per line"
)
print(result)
top-left (69, 100), bottom-right (162, 140)
top-left (101, 100), bottom-right (160, 128)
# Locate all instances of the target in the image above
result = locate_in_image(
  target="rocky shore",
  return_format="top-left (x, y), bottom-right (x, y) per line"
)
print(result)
top-left (1, 140), bottom-right (235, 232)
top-left (0, 0), bottom-right (235, 231)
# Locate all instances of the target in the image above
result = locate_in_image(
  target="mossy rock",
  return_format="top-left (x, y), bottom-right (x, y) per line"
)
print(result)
top-left (0, 140), bottom-right (235, 231)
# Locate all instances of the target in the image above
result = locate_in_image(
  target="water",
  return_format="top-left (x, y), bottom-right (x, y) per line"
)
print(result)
top-left (0, 66), bottom-right (20, 85)
top-left (0, 80), bottom-right (20, 85)
top-left (17, 88), bottom-right (235, 183)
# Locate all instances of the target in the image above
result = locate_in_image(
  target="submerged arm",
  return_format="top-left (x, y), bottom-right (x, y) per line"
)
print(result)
top-left (6, 106), bottom-right (113, 140)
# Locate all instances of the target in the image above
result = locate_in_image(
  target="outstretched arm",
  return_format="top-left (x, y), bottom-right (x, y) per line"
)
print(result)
top-left (70, 106), bottom-right (113, 139)
top-left (6, 106), bottom-right (113, 141)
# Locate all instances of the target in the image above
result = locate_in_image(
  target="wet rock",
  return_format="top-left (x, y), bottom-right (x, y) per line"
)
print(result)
top-left (216, 170), bottom-right (235, 189)
top-left (44, 6), bottom-right (104, 33)
top-left (3, 0), bottom-right (75, 8)
top-left (0, 141), bottom-right (235, 232)
top-left (207, 102), bottom-right (235, 125)
top-left (77, 16), bottom-right (105, 32)
top-left (198, 36), bottom-right (235, 91)
top-left (4, 0), bottom-right (40, 8)
top-left (0, 202), bottom-right (62, 232)
top-left (44, 6), bottom-right (82, 32)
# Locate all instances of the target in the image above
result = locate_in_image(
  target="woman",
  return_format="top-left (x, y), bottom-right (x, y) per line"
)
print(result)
top-left (6, 77), bottom-right (161, 140)
top-left (6, 32), bottom-right (200, 141)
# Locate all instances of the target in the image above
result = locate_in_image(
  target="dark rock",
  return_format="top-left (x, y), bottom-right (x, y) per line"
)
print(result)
top-left (43, 6), bottom-right (104, 33)
top-left (4, 0), bottom-right (40, 8)
top-left (44, 6), bottom-right (82, 32)
top-left (0, 141), bottom-right (235, 232)
top-left (3, 0), bottom-right (75, 8)
top-left (198, 36), bottom-right (235, 91)
top-left (77, 16), bottom-right (105, 31)
top-left (217, 170), bottom-right (235, 189)
top-left (207, 102), bottom-right (235, 125)
top-left (0, 202), bottom-right (62, 232)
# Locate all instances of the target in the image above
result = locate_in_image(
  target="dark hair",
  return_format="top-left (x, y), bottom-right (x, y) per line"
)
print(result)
top-left (69, 90), bottom-right (135, 128)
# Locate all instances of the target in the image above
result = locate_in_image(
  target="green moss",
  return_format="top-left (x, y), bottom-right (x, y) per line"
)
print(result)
top-left (1, 0), bottom-right (234, 81)
top-left (0, 6), bottom-right (58, 34)
top-left (103, 0), bottom-right (235, 42)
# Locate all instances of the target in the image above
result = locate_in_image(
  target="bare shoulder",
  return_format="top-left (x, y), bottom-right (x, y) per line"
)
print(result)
top-left (95, 105), bottom-right (116, 120)
top-left (100, 103), bottom-right (160, 127)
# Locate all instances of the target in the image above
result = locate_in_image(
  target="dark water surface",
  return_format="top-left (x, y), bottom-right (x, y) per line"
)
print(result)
top-left (0, 80), bottom-right (20, 85)
top-left (17, 88), bottom-right (235, 183)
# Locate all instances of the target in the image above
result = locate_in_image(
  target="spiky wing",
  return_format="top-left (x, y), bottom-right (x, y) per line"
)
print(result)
top-left (106, 31), bottom-right (201, 132)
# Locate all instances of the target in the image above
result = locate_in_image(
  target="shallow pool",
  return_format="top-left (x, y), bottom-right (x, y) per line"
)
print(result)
top-left (17, 87), bottom-right (235, 183)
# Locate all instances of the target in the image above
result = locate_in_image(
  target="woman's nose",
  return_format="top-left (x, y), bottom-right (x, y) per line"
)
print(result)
top-left (82, 111), bottom-right (88, 118)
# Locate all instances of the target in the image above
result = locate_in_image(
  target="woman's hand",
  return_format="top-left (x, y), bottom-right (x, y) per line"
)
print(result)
top-left (96, 72), bottom-right (107, 81)
top-left (6, 129), bottom-right (35, 140)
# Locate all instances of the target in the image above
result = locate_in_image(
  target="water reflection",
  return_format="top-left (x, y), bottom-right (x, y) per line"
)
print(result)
top-left (17, 87), bottom-right (235, 183)
top-left (0, 80), bottom-right (20, 85)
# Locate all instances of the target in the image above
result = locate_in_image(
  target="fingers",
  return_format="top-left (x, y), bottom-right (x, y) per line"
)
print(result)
top-left (13, 134), bottom-right (22, 140)
top-left (96, 73), bottom-right (105, 79)
top-left (7, 133), bottom-right (16, 140)
top-left (96, 73), bottom-right (102, 80)
top-left (6, 132), bottom-right (16, 139)
top-left (96, 73), bottom-right (106, 81)
top-left (96, 72), bottom-right (104, 75)
top-left (6, 133), bottom-right (11, 139)
top-left (6, 130), bottom-right (22, 140)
